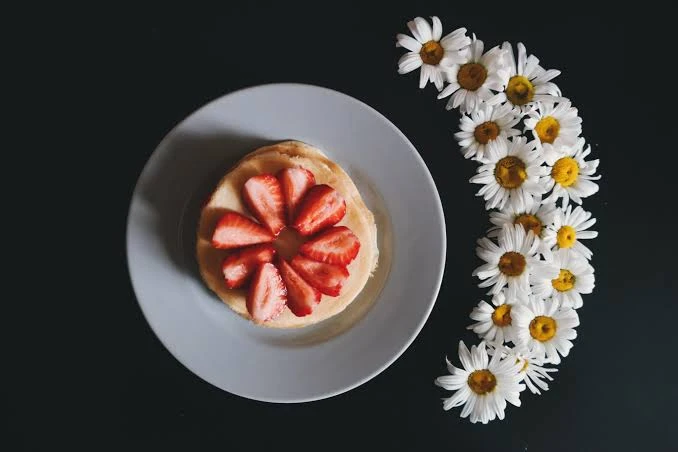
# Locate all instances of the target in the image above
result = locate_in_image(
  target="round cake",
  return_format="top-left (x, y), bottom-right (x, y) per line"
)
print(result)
top-left (196, 141), bottom-right (379, 328)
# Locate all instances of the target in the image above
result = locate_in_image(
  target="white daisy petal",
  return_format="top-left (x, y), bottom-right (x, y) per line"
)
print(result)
top-left (441, 27), bottom-right (470, 50)
top-left (439, 82), bottom-right (458, 99)
top-left (443, 386), bottom-right (470, 410)
top-left (397, 52), bottom-right (423, 74)
top-left (396, 34), bottom-right (422, 52)
top-left (419, 64), bottom-right (431, 89)
top-left (458, 340), bottom-right (473, 371)
top-left (432, 67), bottom-right (444, 91)
top-left (431, 16), bottom-right (442, 41)
top-left (436, 374), bottom-right (468, 390)
top-left (517, 42), bottom-right (527, 74)
top-left (406, 21), bottom-right (422, 43)
top-left (460, 394), bottom-right (475, 418)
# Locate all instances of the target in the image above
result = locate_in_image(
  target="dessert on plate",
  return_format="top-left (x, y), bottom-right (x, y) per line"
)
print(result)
top-left (196, 141), bottom-right (379, 328)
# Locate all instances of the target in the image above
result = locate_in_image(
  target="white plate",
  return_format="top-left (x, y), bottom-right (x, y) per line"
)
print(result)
top-left (126, 84), bottom-right (446, 402)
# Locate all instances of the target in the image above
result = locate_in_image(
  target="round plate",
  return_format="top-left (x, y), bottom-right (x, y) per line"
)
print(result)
top-left (127, 84), bottom-right (446, 402)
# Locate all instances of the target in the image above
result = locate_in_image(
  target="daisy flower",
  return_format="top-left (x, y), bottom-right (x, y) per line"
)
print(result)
top-left (454, 103), bottom-right (521, 163)
top-left (396, 17), bottom-right (470, 91)
top-left (524, 101), bottom-right (583, 164)
top-left (470, 136), bottom-right (548, 212)
top-left (467, 288), bottom-right (526, 345)
top-left (487, 42), bottom-right (566, 114)
top-left (489, 345), bottom-right (558, 395)
top-left (435, 341), bottom-right (525, 424)
top-left (531, 249), bottom-right (595, 309)
top-left (542, 137), bottom-right (601, 206)
top-left (542, 204), bottom-right (598, 259)
top-left (473, 224), bottom-right (559, 298)
top-left (437, 34), bottom-right (509, 113)
top-left (488, 195), bottom-right (557, 242)
top-left (511, 296), bottom-right (579, 364)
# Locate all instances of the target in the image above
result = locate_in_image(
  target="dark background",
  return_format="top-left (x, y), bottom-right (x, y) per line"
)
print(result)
top-left (14, 4), bottom-right (676, 451)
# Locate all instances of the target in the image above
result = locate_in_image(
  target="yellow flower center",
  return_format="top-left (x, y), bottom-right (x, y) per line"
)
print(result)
top-left (514, 214), bottom-right (542, 236)
top-left (551, 157), bottom-right (579, 187)
top-left (552, 269), bottom-right (576, 292)
top-left (467, 369), bottom-right (497, 395)
top-left (514, 358), bottom-right (529, 372)
top-left (491, 304), bottom-right (512, 327)
top-left (495, 156), bottom-right (527, 189)
top-left (420, 40), bottom-right (444, 65)
top-left (457, 62), bottom-right (488, 91)
top-left (506, 75), bottom-right (535, 106)
top-left (534, 116), bottom-right (560, 144)
top-left (473, 121), bottom-right (500, 145)
top-left (556, 225), bottom-right (576, 248)
top-left (498, 251), bottom-right (526, 277)
top-left (529, 315), bottom-right (557, 342)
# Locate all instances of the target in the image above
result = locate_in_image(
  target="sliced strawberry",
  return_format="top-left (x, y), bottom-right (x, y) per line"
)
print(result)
top-left (221, 244), bottom-right (276, 289)
top-left (211, 211), bottom-right (274, 249)
top-left (292, 185), bottom-right (346, 236)
top-left (277, 167), bottom-right (316, 221)
top-left (242, 174), bottom-right (286, 235)
top-left (299, 226), bottom-right (361, 266)
top-left (289, 254), bottom-right (349, 297)
top-left (246, 262), bottom-right (287, 323)
top-left (278, 258), bottom-right (322, 317)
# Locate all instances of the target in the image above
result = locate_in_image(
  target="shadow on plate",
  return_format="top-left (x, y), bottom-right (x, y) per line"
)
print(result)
top-left (136, 129), bottom-right (274, 276)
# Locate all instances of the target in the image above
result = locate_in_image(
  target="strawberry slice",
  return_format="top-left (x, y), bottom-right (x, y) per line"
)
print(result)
top-left (289, 254), bottom-right (349, 297)
top-left (246, 262), bottom-right (287, 323)
top-left (242, 174), bottom-right (286, 235)
top-left (299, 226), bottom-right (361, 266)
top-left (211, 211), bottom-right (274, 249)
top-left (278, 259), bottom-right (321, 317)
top-left (221, 244), bottom-right (276, 289)
top-left (292, 185), bottom-right (346, 236)
top-left (277, 167), bottom-right (316, 221)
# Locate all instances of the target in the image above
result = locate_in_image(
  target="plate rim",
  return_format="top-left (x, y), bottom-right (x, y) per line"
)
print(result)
top-left (126, 83), bottom-right (447, 403)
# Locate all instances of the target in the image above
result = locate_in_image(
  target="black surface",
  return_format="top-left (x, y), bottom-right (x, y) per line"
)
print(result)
top-left (19, 5), bottom-right (676, 451)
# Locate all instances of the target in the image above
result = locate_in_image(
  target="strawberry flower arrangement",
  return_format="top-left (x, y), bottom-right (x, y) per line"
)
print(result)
top-left (212, 168), bottom-right (360, 322)
top-left (396, 17), bottom-right (600, 423)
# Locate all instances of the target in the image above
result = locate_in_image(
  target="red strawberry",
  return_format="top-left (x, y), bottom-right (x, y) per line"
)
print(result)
top-left (292, 185), bottom-right (346, 236)
top-left (289, 254), bottom-right (349, 297)
top-left (278, 259), bottom-right (321, 317)
top-left (277, 167), bottom-right (316, 221)
top-left (211, 211), bottom-right (274, 249)
top-left (221, 244), bottom-right (276, 289)
top-left (247, 262), bottom-right (287, 323)
top-left (299, 226), bottom-right (361, 266)
top-left (242, 174), bottom-right (286, 235)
